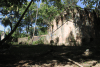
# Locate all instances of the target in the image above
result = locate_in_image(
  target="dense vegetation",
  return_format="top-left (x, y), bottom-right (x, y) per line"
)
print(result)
top-left (0, 0), bottom-right (100, 44)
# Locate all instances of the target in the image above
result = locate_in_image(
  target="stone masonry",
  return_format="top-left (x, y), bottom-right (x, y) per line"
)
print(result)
top-left (46, 8), bottom-right (93, 46)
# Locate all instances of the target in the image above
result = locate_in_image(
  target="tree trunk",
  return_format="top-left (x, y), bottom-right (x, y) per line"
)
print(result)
top-left (30, 13), bottom-right (33, 37)
top-left (28, 24), bottom-right (29, 31)
top-left (10, 22), bottom-right (12, 31)
top-left (0, 0), bottom-right (33, 44)
top-left (26, 26), bottom-right (28, 34)
top-left (31, 24), bottom-right (32, 38)
top-left (32, 1), bottom-right (39, 43)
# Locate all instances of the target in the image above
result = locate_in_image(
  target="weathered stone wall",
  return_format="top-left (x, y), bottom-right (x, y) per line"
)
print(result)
top-left (46, 19), bottom-right (82, 46)
top-left (18, 37), bottom-right (29, 44)
top-left (1, 32), bottom-right (5, 40)
top-left (46, 9), bottom-right (94, 46)
top-left (18, 35), bottom-right (47, 44)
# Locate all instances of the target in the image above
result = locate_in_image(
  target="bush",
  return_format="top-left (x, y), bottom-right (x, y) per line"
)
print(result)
top-left (28, 36), bottom-right (30, 41)
top-left (32, 37), bottom-right (44, 45)
top-left (32, 40), bottom-right (43, 45)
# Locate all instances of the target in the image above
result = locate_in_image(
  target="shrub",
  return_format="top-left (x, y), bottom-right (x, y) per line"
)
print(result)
top-left (28, 36), bottom-right (30, 41)
top-left (32, 37), bottom-right (44, 45)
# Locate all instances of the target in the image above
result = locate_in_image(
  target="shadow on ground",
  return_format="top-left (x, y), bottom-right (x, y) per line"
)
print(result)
top-left (0, 43), bottom-right (100, 67)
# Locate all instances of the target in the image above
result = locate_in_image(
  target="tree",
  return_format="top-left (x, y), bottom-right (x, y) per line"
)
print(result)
top-left (1, 16), bottom-right (11, 33)
top-left (19, 2), bottom-right (37, 35)
top-left (0, 0), bottom-right (33, 44)
top-left (80, 0), bottom-right (100, 8)
top-left (32, 0), bottom-right (39, 42)
top-left (0, 0), bottom-right (27, 7)
top-left (38, 2), bottom-right (59, 26)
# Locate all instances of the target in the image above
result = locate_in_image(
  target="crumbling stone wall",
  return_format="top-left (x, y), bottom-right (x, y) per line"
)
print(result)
top-left (46, 8), bottom-right (94, 46)
top-left (1, 32), bottom-right (5, 40)
top-left (18, 37), bottom-right (29, 44)
top-left (18, 35), bottom-right (47, 44)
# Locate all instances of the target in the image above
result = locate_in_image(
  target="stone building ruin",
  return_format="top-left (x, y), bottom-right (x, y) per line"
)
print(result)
top-left (46, 8), bottom-right (94, 46)
top-left (1, 32), bottom-right (5, 41)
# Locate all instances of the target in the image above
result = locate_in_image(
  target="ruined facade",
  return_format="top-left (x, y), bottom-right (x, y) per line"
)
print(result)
top-left (46, 8), bottom-right (94, 46)
top-left (1, 32), bottom-right (5, 41)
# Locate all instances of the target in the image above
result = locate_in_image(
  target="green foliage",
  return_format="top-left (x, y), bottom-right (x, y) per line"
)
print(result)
top-left (28, 36), bottom-right (30, 41)
top-left (32, 39), bottom-right (44, 45)
top-left (32, 36), bottom-right (44, 45)
top-left (5, 31), bottom-right (9, 35)
top-left (1, 18), bottom-right (11, 27)
top-left (12, 31), bottom-right (19, 39)
top-left (80, 0), bottom-right (100, 9)
top-left (11, 28), bottom-right (28, 39)
top-left (0, 30), bottom-right (3, 35)
top-left (20, 33), bottom-right (27, 38)
top-left (0, 0), bottom-right (27, 7)
top-left (38, 26), bottom-right (47, 35)
top-left (39, 2), bottom-right (59, 25)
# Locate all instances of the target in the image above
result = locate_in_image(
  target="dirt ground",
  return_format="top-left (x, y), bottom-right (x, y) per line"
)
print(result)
top-left (0, 44), bottom-right (100, 67)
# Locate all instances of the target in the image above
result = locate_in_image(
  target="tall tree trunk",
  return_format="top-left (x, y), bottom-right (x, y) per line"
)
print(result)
top-left (28, 24), bottom-right (29, 31)
top-left (10, 22), bottom-right (12, 31)
top-left (30, 10), bottom-right (33, 38)
top-left (30, 24), bottom-right (32, 38)
top-left (0, 0), bottom-right (33, 44)
top-left (26, 26), bottom-right (28, 34)
top-left (32, 1), bottom-right (39, 42)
